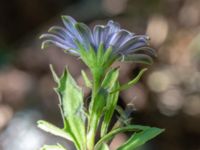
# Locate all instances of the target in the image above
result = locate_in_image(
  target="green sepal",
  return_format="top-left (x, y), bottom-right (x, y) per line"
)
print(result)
top-left (81, 70), bottom-right (92, 88)
top-left (75, 41), bottom-right (92, 67)
top-left (97, 43), bottom-right (104, 65)
top-left (40, 143), bottom-right (66, 150)
top-left (103, 47), bottom-right (117, 69)
top-left (117, 127), bottom-right (164, 150)
top-left (111, 68), bottom-right (147, 93)
top-left (89, 45), bottom-right (97, 65)
top-left (103, 47), bottom-right (112, 64)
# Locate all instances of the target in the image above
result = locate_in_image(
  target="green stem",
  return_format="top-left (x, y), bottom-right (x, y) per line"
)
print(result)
top-left (87, 68), bottom-right (104, 150)
top-left (87, 113), bottom-right (99, 150)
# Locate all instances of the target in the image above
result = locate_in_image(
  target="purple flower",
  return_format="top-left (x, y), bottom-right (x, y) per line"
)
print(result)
top-left (40, 16), bottom-right (155, 65)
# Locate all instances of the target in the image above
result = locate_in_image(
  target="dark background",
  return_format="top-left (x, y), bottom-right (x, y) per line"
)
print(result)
top-left (0, 0), bottom-right (200, 149)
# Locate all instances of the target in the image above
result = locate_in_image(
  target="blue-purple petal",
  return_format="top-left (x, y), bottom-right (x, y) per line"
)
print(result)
top-left (40, 33), bottom-right (76, 49)
top-left (116, 36), bottom-right (149, 53)
top-left (75, 23), bottom-right (93, 49)
top-left (62, 16), bottom-right (83, 43)
top-left (106, 30), bottom-right (132, 50)
top-left (41, 16), bottom-right (155, 63)
top-left (93, 25), bottom-right (105, 49)
top-left (107, 20), bottom-right (120, 34)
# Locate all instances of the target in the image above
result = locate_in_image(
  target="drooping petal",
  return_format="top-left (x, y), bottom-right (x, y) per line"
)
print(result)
top-left (75, 23), bottom-right (94, 49)
top-left (101, 25), bottom-right (111, 49)
top-left (62, 16), bottom-right (83, 43)
top-left (40, 33), bottom-right (76, 49)
top-left (93, 25), bottom-right (106, 49)
top-left (105, 30), bottom-right (132, 51)
top-left (116, 36), bottom-right (149, 54)
top-left (130, 47), bottom-right (156, 56)
top-left (107, 20), bottom-right (120, 34)
top-left (122, 53), bottom-right (154, 65)
top-left (48, 26), bottom-right (75, 40)
top-left (41, 40), bottom-right (69, 49)
top-left (48, 26), bottom-right (68, 39)
top-left (62, 16), bottom-right (77, 32)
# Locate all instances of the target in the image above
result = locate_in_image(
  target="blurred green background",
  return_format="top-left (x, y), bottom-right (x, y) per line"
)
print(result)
top-left (0, 0), bottom-right (200, 149)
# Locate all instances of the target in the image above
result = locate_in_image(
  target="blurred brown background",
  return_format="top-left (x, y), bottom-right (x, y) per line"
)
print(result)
top-left (0, 0), bottom-right (200, 150)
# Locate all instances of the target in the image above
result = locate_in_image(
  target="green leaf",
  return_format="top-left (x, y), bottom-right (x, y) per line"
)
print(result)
top-left (101, 68), bottom-right (119, 90)
top-left (95, 125), bottom-right (149, 149)
top-left (117, 127), bottom-right (164, 150)
top-left (37, 120), bottom-right (72, 141)
top-left (56, 68), bottom-right (83, 116)
top-left (111, 68), bottom-right (147, 93)
top-left (50, 66), bottom-right (86, 150)
top-left (49, 65), bottom-right (66, 128)
top-left (87, 88), bottom-right (108, 149)
top-left (40, 143), bottom-right (66, 150)
top-left (100, 68), bottom-right (119, 137)
top-left (101, 82), bottom-right (119, 137)
top-left (81, 70), bottom-right (92, 88)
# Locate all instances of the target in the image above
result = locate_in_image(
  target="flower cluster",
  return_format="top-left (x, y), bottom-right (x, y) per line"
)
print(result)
top-left (40, 16), bottom-right (155, 67)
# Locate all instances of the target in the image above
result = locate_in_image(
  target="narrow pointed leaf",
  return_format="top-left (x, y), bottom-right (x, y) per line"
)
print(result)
top-left (100, 68), bottom-right (119, 137)
top-left (117, 127), bottom-right (164, 150)
top-left (49, 64), bottom-right (59, 84)
top-left (87, 88), bottom-right (108, 149)
top-left (37, 120), bottom-right (72, 141)
top-left (101, 82), bottom-right (119, 137)
top-left (95, 125), bottom-right (150, 149)
top-left (111, 68), bottom-right (147, 93)
top-left (49, 65), bottom-right (66, 128)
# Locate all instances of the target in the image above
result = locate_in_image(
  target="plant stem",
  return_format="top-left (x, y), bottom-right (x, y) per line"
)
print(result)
top-left (87, 68), bottom-right (103, 150)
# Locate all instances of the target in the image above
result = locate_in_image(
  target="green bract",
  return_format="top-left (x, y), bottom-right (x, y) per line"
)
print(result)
top-left (38, 16), bottom-right (164, 150)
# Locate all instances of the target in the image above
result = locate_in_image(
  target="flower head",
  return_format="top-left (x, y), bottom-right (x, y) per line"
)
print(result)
top-left (40, 16), bottom-right (155, 68)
